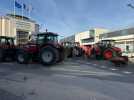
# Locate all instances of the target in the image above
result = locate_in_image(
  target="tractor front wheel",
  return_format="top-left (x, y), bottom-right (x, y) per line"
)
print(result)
top-left (103, 49), bottom-right (114, 60)
top-left (16, 51), bottom-right (29, 64)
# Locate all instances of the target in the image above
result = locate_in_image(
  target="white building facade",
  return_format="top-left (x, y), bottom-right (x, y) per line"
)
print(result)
top-left (0, 14), bottom-right (39, 44)
top-left (75, 28), bottom-right (109, 45)
top-left (100, 27), bottom-right (134, 57)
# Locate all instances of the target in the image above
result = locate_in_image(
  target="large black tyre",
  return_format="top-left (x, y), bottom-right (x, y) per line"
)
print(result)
top-left (16, 50), bottom-right (29, 64)
top-left (0, 49), bottom-right (3, 62)
top-left (40, 46), bottom-right (58, 65)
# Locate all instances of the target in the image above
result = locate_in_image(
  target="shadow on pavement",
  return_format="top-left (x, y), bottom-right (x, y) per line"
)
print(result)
top-left (0, 89), bottom-right (24, 100)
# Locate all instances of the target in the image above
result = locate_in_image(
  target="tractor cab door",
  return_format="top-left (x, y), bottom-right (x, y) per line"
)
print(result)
top-left (6, 38), bottom-right (15, 48)
top-left (0, 37), bottom-right (14, 49)
top-left (5, 38), bottom-right (16, 57)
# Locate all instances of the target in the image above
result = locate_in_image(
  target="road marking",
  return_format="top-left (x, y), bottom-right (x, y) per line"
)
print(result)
top-left (54, 74), bottom-right (76, 78)
top-left (93, 64), bottom-right (97, 66)
top-left (110, 68), bottom-right (118, 71)
top-left (1, 63), bottom-right (16, 65)
top-left (70, 66), bottom-right (81, 68)
top-left (51, 68), bottom-right (122, 76)
top-left (100, 66), bottom-right (107, 68)
top-left (122, 71), bottom-right (133, 74)
top-left (88, 62), bottom-right (91, 64)
top-left (89, 96), bottom-right (97, 100)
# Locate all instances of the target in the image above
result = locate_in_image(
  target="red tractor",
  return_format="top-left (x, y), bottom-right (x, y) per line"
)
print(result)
top-left (91, 40), bottom-right (122, 60)
top-left (16, 32), bottom-right (64, 66)
top-left (0, 36), bottom-right (16, 62)
top-left (81, 39), bottom-right (128, 66)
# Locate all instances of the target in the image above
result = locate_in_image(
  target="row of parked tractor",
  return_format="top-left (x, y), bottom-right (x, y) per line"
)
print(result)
top-left (0, 32), bottom-right (128, 67)
top-left (62, 40), bottom-right (128, 67)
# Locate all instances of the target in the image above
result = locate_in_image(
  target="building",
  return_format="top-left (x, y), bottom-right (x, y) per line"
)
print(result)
top-left (60, 35), bottom-right (75, 43)
top-left (75, 28), bottom-right (109, 45)
top-left (100, 27), bottom-right (134, 57)
top-left (0, 14), bottom-right (39, 44)
top-left (61, 27), bottom-right (134, 57)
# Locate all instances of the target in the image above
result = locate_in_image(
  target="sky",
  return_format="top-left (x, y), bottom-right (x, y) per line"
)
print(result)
top-left (0, 0), bottom-right (134, 37)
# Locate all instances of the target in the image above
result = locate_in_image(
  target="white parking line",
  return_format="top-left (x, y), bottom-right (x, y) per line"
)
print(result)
top-left (88, 62), bottom-right (91, 64)
top-left (100, 66), bottom-right (107, 68)
top-left (110, 68), bottom-right (118, 71)
top-left (93, 64), bottom-right (97, 66)
top-left (122, 71), bottom-right (133, 74)
top-left (54, 74), bottom-right (76, 78)
top-left (51, 68), bottom-right (122, 76)
top-left (1, 63), bottom-right (14, 65)
top-left (86, 62), bottom-right (91, 65)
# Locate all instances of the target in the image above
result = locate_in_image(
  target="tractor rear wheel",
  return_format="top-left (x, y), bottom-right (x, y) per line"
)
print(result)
top-left (16, 51), bottom-right (29, 64)
top-left (103, 49), bottom-right (114, 60)
top-left (40, 46), bottom-right (57, 65)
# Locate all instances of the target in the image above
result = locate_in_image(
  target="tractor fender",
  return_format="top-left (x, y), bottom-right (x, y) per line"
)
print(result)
top-left (16, 49), bottom-right (30, 64)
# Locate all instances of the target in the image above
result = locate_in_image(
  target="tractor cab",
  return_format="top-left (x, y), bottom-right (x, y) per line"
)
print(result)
top-left (36, 32), bottom-right (58, 45)
top-left (98, 39), bottom-right (115, 48)
top-left (30, 32), bottom-right (58, 45)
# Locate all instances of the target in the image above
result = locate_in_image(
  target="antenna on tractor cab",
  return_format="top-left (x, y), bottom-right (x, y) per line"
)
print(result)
top-left (46, 29), bottom-right (48, 32)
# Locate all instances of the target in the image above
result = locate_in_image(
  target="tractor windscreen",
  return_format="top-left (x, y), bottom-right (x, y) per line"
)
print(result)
top-left (29, 33), bottom-right (58, 44)
top-left (37, 33), bottom-right (58, 44)
top-left (45, 35), bottom-right (58, 42)
top-left (101, 40), bottom-right (115, 47)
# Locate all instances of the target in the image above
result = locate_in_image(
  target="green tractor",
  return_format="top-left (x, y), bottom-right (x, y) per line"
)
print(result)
top-left (61, 42), bottom-right (83, 58)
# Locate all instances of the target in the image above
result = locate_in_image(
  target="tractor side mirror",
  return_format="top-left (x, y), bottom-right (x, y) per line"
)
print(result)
top-left (29, 35), bottom-right (31, 41)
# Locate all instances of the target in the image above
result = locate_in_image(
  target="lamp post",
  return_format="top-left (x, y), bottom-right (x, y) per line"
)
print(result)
top-left (127, 3), bottom-right (134, 57)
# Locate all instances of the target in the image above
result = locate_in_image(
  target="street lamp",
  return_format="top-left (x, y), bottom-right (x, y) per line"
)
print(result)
top-left (127, 3), bottom-right (134, 57)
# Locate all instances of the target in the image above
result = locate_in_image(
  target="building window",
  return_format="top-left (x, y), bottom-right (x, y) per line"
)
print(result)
top-left (126, 45), bottom-right (129, 52)
top-left (81, 38), bottom-right (94, 43)
top-left (90, 30), bottom-right (95, 37)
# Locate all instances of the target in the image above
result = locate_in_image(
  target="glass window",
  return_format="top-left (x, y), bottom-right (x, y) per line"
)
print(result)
top-left (90, 30), bottom-right (95, 37)
top-left (81, 38), bottom-right (94, 43)
top-left (0, 38), bottom-right (6, 44)
top-left (7, 39), bottom-right (14, 45)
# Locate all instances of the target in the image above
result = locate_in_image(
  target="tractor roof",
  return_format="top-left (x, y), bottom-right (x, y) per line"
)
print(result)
top-left (37, 32), bottom-right (58, 36)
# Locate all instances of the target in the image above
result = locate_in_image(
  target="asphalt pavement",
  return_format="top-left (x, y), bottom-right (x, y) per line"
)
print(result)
top-left (0, 58), bottom-right (134, 100)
